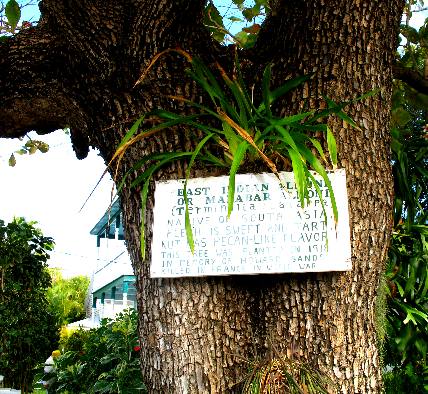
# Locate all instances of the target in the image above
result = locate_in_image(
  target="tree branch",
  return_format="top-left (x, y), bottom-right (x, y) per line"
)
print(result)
top-left (392, 64), bottom-right (428, 95)
top-left (0, 22), bottom-right (93, 158)
top-left (0, 25), bottom-right (69, 137)
top-left (0, 0), bottom-right (222, 160)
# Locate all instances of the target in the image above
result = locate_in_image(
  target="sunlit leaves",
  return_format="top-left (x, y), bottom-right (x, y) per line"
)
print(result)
top-left (7, 138), bottom-right (50, 166)
top-left (46, 270), bottom-right (90, 326)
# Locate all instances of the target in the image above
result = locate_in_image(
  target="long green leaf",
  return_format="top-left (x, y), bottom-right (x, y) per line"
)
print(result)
top-left (140, 180), bottom-right (150, 260)
top-left (222, 122), bottom-right (240, 156)
top-left (292, 123), bottom-right (329, 133)
top-left (137, 152), bottom-right (200, 259)
top-left (308, 137), bottom-right (327, 164)
top-left (306, 169), bottom-right (329, 235)
top-left (187, 57), bottom-right (224, 105)
top-left (188, 58), bottom-right (239, 119)
top-left (274, 125), bottom-right (303, 159)
top-left (298, 144), bottom-right (338, 224)
top-left (117, 116), bottom-right (145, 148)
top-left (267, 111), bottom-right (314, 128)
top-left (351, 89), bottom-right (379, 103)
top-left (288, 148), bottom-right (307, 208)
top-left (270, 74), bottom-right (312, 104)
top-left (217, 66), bottom-right (251, 128)
top-left (199, 151), bottom-right (228, 167)
top-left (183, 133), bottom-right (215, 253)
top-left (326, 126), bottom-right (338, 169)
top-left (324, 96), bottom-right (360, 130)
top-left (117, 152), bottom-right (190, 194)
top-left (130, 152), bottom-right (192, 188)
top-left (228, 141), bottom-right (249, 217)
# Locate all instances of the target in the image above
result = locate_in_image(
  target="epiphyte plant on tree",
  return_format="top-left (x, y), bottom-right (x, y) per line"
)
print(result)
top-left (110, 49), bottom-right (371, 259)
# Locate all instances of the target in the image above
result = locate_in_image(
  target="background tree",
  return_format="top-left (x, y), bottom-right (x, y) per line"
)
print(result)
top-left (0, 217), bottom-right (60, 393)
top-left (0, 0), bottom-right (412, 391)
top-left (380, 11), bottom-right (428, 388)
top-left (47, 268), bottom-right (90, 326)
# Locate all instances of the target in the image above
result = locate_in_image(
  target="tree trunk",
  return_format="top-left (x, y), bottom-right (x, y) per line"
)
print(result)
top-left (0, 0), bottom-right (404, 392)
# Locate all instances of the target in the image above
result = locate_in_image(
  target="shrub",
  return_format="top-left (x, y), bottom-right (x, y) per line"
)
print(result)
top-left (0, 218), bottom-right (60, 393)
top-left (40, 309), bottom-right (146, 393)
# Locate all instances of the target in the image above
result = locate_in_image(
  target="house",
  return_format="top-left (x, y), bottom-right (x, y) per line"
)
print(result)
top-left (68, 200), bottom-right (136, 329)
top-left (89, 199), bottom-right (137, 322)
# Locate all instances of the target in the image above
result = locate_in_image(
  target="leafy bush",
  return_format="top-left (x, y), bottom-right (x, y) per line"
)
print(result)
top-left (41, 309), bottom-right (146, 393)
top-left (0, 218), bottom-right (60, 393)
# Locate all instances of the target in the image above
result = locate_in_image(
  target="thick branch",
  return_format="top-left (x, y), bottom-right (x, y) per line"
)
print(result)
top-left (392, 64), bottom-right (428, 95)
top-left (0, 23), bottom-right (92, 158)
top-left (0, 25), bottom-right (68, 137)
top-left (0, 0), bottom-right (217, 160)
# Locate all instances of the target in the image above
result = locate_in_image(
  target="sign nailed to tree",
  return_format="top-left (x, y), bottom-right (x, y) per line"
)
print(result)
top-left (150, 169), bottom-right (352, 278)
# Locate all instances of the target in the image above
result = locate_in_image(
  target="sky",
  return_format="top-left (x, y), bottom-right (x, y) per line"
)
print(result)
top-left (0, 3), bottom-right (427, 278)
top-left (0, 131), bottom-right (115, 278)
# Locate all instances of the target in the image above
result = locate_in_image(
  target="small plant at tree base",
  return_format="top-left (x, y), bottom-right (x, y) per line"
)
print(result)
top-left (111, 49), bottom-right (369, 258)
top-left (239, 356), bottom-right (336, 393)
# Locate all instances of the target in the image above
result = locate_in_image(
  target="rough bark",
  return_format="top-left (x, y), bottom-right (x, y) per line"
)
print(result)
top-left (0, 0), bottom-right (404, 392)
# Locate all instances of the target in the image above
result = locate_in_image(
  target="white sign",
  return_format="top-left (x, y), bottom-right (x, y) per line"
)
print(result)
top-left (150, 169), bottom-right (352, 278)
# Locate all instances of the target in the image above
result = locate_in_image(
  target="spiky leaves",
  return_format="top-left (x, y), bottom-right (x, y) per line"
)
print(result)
top-left (113, 50), bottom-right (362, 256)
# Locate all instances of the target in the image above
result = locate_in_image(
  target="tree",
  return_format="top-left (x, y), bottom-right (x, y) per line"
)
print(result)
top-left (47, 269), bottom-right (90, 326)
top-left (0, 0), bottom-right (409, 391)
top-left (0, 217), bottom-right (59, 392)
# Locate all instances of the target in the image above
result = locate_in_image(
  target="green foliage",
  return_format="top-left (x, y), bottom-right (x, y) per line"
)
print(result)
top-left (383, 80), bottom-right (428, 390)
top-left (380, 7), bottom-right (428, 388)
top-left (46, 269), bottom-right (90, 326)
top-left (40, 309), bottom-right (146, 393)
top-left (0, 218), bottom-right (60, 393)
top-left (115, 50), bottom-right (364, 258)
